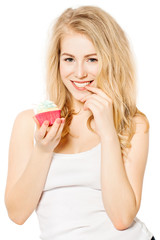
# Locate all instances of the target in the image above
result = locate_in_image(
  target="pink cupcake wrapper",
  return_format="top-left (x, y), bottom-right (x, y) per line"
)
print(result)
top-left (34, 110), bottom-right (61, 126)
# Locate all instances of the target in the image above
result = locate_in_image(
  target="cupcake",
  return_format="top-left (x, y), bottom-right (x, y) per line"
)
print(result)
top-left (34, 100), bottom-right (61, 126)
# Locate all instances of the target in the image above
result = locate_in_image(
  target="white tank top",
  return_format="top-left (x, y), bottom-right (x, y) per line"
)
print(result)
top-left (34, 131), bottom-right (153, 240)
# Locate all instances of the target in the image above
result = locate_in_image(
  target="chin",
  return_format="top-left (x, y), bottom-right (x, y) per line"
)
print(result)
top-left (72, 90), bottom-right (88, 99)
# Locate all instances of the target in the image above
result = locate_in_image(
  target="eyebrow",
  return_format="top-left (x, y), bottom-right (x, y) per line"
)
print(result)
top-left (60, 53), bottom-right (97, 57)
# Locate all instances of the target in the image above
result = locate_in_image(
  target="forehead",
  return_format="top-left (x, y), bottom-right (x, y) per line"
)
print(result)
top-left (60, 32), bottom-right (96, 55)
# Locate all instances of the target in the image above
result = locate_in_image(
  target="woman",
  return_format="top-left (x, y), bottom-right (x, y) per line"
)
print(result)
top-left (5, 5), bottom-right (155, 240)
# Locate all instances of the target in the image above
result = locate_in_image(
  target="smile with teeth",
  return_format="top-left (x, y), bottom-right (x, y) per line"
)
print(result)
top-left (72, 81), bottom-right (93, 87)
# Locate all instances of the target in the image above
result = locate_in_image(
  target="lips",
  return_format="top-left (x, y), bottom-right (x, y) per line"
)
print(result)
top-left (71, 80), bottom-right (94, 91)
top-left (71, 80), bottom-right (93, 83)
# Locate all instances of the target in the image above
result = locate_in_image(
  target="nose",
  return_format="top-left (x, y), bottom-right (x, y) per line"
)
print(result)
top-left (74, 62), bottom-right (87, 79)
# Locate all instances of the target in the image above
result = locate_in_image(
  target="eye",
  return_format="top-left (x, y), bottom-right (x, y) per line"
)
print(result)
top-left (64, 58), bottom-right (74, 62)
top-left (88, 58), bottom-right (98, 62)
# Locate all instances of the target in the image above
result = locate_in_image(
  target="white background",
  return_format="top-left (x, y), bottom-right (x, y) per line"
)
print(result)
top-left (0, 0), bottom-right (160, 239)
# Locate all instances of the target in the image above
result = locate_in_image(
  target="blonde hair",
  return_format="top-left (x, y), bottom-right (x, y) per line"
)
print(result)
top-left (45, 5), bottom-right (149, 157)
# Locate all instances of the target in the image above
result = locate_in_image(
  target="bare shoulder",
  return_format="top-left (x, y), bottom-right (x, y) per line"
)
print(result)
top-left (14, 109), bottom-right (35, 137)
top-left (15, 109), bottom-right (35, 122)
top-left (10, 108), bottom-right (36, 152)
top-left (133, 114), bottom-right (150, 134)
top-left (10, 108), bottom-right (36, 159)
top-left (123, 114), bottom-right (149, 162)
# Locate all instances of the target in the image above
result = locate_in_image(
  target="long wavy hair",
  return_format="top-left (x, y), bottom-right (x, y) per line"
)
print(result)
top-left (45, 5), bottom-right (149, 157)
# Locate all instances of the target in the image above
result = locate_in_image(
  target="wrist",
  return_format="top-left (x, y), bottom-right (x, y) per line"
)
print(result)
top-left (100, 129), bottom-right (118, 142)
top-left (34, 144), bottom-right (54, 158)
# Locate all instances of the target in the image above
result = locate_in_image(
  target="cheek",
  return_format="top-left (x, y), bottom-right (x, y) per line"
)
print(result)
top-left (60, 62), bottom-right (72, 78)
top-left (88, 64), bottom-right (99, 76)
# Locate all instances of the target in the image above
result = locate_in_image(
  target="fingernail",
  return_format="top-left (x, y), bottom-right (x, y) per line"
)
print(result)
top-left (61, 118), bottom-right (65, 123)
top-left (56, 118), bottom-right (61, 124)
top-left (44, 120), bottom-right (49, 125)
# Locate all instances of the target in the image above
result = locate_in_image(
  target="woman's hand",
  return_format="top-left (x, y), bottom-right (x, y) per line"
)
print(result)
top-left (33, 117), bottom-right (65, 153)
top-left (80, 86), bottom-right (116, 139)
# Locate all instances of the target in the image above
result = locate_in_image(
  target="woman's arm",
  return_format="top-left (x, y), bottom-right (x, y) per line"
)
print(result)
top-left (100, 116), bottom-right (149, 230)
top-left (5, 110), bottom-right (65, 225)
top-left (80, 86), bottom-right (149, 230)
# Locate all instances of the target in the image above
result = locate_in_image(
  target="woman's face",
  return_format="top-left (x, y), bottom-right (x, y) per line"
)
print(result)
top-left (59, 31), bottom-right (99, 107)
